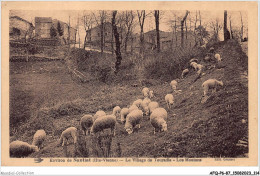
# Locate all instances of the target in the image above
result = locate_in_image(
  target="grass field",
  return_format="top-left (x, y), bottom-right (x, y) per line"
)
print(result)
top-left (10, 40), bottom-right (248, 158)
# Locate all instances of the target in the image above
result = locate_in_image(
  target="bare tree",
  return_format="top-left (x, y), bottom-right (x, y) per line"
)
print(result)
top-left (93, 11), bottom-right (107, 53)
top-left (240, 11), bottom-right (244, 42)
top-left (83, 13), bottom-right (94, 49)
top-left (137, 10), bottom-right (146, 56)
top-left (224, 10), bottom-right (229, 41)
top-left (154, 10), bottom-right (160, 52)
top-left (229, 15), bottom-right (233, 39)
top-left (124, 10), bottom-right (135, 53)
top-left (209, 18), bottom-right (222, 41)
top-left (112, 11), bottom-right (122, 74)
top-left (181, 11), bottom-right (189, 48)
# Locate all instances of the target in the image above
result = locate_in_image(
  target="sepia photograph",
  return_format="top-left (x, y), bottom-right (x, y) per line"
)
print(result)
top-left (1, 1), bottom-right (258, 168)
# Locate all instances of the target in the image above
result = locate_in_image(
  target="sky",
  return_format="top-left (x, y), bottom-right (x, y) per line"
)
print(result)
top-left (10, 10), bottom-right (248, 44)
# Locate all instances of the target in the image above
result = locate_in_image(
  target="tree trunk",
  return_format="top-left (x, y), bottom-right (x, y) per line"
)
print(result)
top-left (84, 32), bottom-right (87, 49)
top-left (154, 10), bottom-right (160, 53)
top-left (137, 10), bottom-right (145, 57)
top-left (224, 10), bottom-right (229, 41)
top-left (100, 15), bottom-right (104, 53)
top-left (112, 11), bottom-right (122, 74)
top-left (240, 12), bottom-right (244, 42)
top-left (194, 11), bottom-right (197, 46)
top-left (181, 11), bottom-right (189, 48)
top-left (229, 18), bottom-right (233, 39)
top-left (111, 23), bottom-right (114, 55)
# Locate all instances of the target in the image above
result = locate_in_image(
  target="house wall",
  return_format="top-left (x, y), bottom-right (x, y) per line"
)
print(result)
top-left (9, 18), bottom-right (33, 40)
top-left (35, 22), bottom-right (52, 39)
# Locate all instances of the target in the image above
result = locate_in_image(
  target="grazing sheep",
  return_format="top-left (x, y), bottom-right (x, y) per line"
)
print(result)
top-left (132, 99), bottom-right (143, 108)
top-left (202, 79), bottom-right (224, 96)
top-left (93, 110), bottom-right (106, 121)
top-left (190, 62), bottom-right (198, 70)
top-left (147, 101), bottom-right (159, 115)
top-left (59, 127), bottom-right (77, 146)
top-left (165, 94), bottom-right (174, 109)
top-left (112, 106), bottom-right (121, 119)
top-left (32, 129), bottom-right (46, 149)
top-left (149, 90), bottom-right (154, 98)
top-left (189, 58), bottom-right (198, 63)
top-left (10, 140), bottom-right (39, 158)
top-left (80, 114), bottom-right (94, 135)
top-left (150, 108), bottom-right (168, 134)
top-left (170, 80), bottom-right (178, 91)
top-left (125, 109), bottom-right (143, 134)
top-left (120, 108), bottom-right (129, 123)
top-left (214, 53), bottom-right (222, 62)
top-left (142, 87), bottom-right (150, 97)
top-left (181, 69), bottom-right (189, 79)
top-left (129, 104), bottom-right (139, 113)
top-left (141, 97), bottom-right (151, 113)
top-left (90, 115), bottom-right (116, 136)
top-left (209, 47), bottom-right (214, 53)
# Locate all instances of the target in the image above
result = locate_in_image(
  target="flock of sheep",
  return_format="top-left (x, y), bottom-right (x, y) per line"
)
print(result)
top-left (10, 47), bottom-right (225, 158)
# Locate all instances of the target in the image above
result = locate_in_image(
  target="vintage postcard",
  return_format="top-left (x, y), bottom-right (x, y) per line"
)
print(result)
top-left (1, 1), bottom-right (258, 167)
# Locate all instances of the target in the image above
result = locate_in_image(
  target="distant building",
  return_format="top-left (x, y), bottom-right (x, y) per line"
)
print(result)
top-left (35, 17), bottom-right (76, 43)
top-left (35, 17), bottom-right (52, 39)
top-left (9, 16), bottom-right (35, 41)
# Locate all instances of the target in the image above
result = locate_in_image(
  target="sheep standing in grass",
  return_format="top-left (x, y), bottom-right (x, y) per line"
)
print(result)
top-left (129, 104), bottom-right (139, 113)
top-left (150, 108), bottom-right (168, 134)
top-left (214, 53), bottom-right (222, 62)
top-left (93, 110), bottom-right (106, 121)
top-left (190, 62), bottom-right (198, 70)
top-left (59, 127), bottom-right (77, 146)
top-left (170, 80), bottom-right (178, 91)
top-left (120, 108), bottom-right (129, 123)
top-left (141, 97), bottom-right (151, 115)
top-left (148, 101), bottom-right (159, 115)
top-left (149, 90), bottom-right (154, 98)
top-left (132, 99), bottom-right (143, 108)
top-left (90, 115), bottom-right (116, 136)
top-left (181, 69), bottom-right (189, 79)
top-left (142, 87), bottom-right (150, 97)
top-left (165, 94), bottom-right (174, 109)
top-left (202, 79), bottom-right (224, 96)
top-left (189, 58), bottom-right (198, 63)
top-left (80, 114), bottom-right (94, 135)
top-left (32, 129), bottom-right (46, 149)
top-left (112, 106), bottom-right (121, 119)
top-left (10, 140), bottom-right (39, 158)
top-left (125, 109), bottom-right (143, 134)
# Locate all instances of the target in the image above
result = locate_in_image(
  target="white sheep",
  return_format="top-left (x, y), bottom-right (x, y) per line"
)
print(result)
top-left (90, 115), bottom-right (116, 136)
top-left (147, 101), bottom-right (159, 115)
top-left (93, 110), bottom-right (106, 121)
top-left (150, 108), bottom-right (168, 134)
top-left (112, 106), bottom-right (121, 119)
top-left (214, 53), bottom-right (222, 62)
top-left (149, 90), bottom-right (154, 98)
top-left (32, 129), bottom-right (46, 149)
top-left (142, 87), bottom-right (150, 97)
top-left (141, 97), bottom-right (151, 114)
top-left (190, 62), bottom-right (198, 70)
top-left (170, 80), bottom-right (178, 91)
top-left (80, 114), bottom-right (94, 135)
top-left (165, 94), bottom-right (174, 109)
top-left (181, 69), bottom-right (189, 79)
top-left (10, 140), bottom-right (39, 158)
top-left (59, 127), bottom-right (77, 146)
top-left (124, 109), bottom-right (143, 134)
top-left (129, 104), bottom-right (139, 113)
top-left (204, 55), bottom-right (211, 62)
top-left (132, 99), bottom-right (143, 108)
top-left (120, 108), bottom-right (129, 123)
top-left (202, 79), bottom-right (224, 96)
top-left (189, 58), bottom-right (198, 63)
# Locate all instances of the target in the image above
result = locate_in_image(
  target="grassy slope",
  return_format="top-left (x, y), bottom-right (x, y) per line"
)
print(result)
top-left (10, 40), bottom-right (248, 158)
